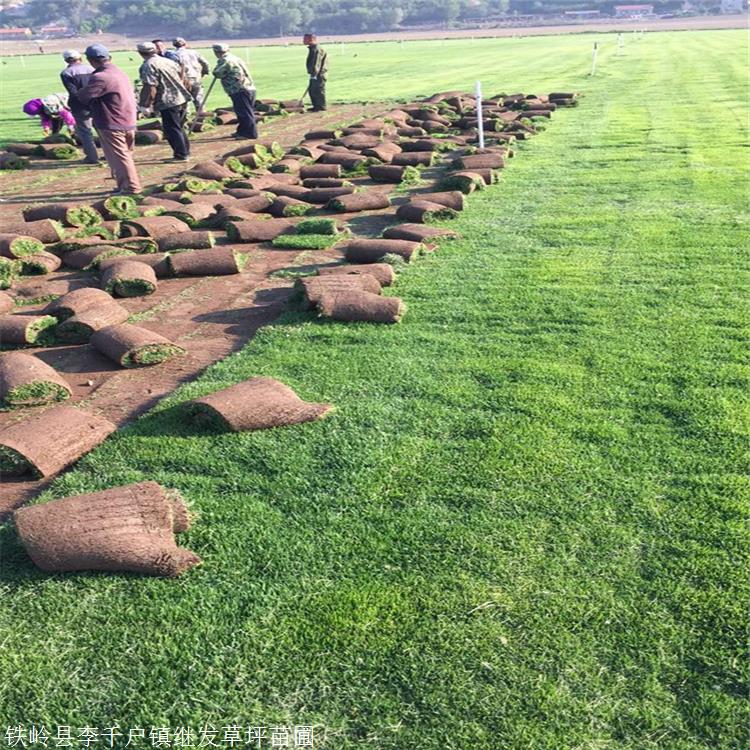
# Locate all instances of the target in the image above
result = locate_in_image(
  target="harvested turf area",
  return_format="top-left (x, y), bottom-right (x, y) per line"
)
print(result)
top-left (0, 29), bottom-right (747, 749)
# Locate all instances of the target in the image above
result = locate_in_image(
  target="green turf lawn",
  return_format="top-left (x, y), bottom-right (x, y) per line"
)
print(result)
top-left (1, 29), bottom-right (748, 748)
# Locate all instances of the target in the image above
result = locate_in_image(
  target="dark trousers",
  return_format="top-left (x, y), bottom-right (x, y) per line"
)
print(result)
top-left (161, 104), bottom-right (190, 158)
top-left (230, 89), bottom-right (257, 139)
top-left (309, 77), bottom-right (326, 111)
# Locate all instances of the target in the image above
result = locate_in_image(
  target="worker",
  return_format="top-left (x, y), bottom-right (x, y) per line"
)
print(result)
top-left (76, 44), bottom-right (142, 195)
top-left (304, 34), bottom-right (328, 112)
top-left (152, 39), bottom-right (181, 64)
top-left (59, 49), bottom-right (100, 164)
top-left (211, 43), bottom-right (257, 140)
top-left (172, 37), bottom-right (210, 111)
top-left (137, 41), bottom-right (191, 162)
top-left (22, 94), bottom-right (75, 137)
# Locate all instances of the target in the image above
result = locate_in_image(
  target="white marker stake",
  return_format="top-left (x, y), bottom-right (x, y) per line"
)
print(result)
top-left (618, 33), bottom-right (623, 54)
top-left (590, 43), bottom-right (598, 76)
top-left (20, 57), bottom-right (26, 68)
top-left (475, 80), bottom-right (485, 150)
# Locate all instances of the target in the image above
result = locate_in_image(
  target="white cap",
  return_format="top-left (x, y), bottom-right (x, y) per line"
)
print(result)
top-left (63, 49), bottom-right (81, 60)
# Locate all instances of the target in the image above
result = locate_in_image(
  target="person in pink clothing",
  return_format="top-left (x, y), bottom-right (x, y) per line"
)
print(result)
top-left (22, 95), bottom-right (76, 136)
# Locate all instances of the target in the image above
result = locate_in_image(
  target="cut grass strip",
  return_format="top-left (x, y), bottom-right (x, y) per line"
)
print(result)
top-left (271, 234), bottom-right (341, 250)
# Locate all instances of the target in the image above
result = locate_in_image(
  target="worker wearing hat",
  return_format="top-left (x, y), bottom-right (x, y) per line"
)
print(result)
top-left (172, 37), bottom-right (210, 110)
top-left (59, 49), bottom-right (100, 164)
top-left (137, 41), bottom-right (192, 161)
top-left (76, 44), bottom-right (142, 194)
top-left (304, 34), bottom-right (328, 112)
top-left (212, 43), bottom-right (257, 139)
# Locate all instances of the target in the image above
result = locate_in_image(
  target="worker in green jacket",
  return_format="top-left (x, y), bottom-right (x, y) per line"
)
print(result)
top-left (212, 43), bottom-right (257, 139)
top-left (303, 34), bottom-right (327, 112)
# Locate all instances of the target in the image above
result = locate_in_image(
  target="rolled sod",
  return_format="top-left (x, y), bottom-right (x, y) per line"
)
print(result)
top-left (343, 239), bottom-right (421, 264)
top-left (226, 154), bottom-right (265, 172)
top-left (0, 352), bottom-right (71, 407)
top-left (301, 178), bottom-right (351, 189)
top-left (0, 314), bottom-right (57, 346)
top-left (397, 126), bottom-right (427, 137)
top-left (214, 208), bottom-right (265, 228)
top-left (64, 246), bottom-right (136, 271)
top-left (134, 130), bottom-right (163, 145)
top-left (168, 247), bottom-right (246, 276)
top-left (271, 234), bottom-right (340, 250)
top-left (328, 193), bottom-right (391, 213)
top-left (0, 291), bottom-right (14, 314)
top-left (46, 287), bottom-right (115, 320)
top-left (56, 303), bottom-right (130, 343)
top-left (5, 143), bottom-right (41, 156)
top-left (264, 184), bottom-right (310, 200)
top-left (188, 376), bottom-right (332, 432)
top-left (121, 216), bottom-right (190, 239)
top-left (177, 177), bottom-right (223, 194)
top-left (317, 152), bottom-right (367, 170)
top-left (298, 275), bottom-right (381, 309)
top-left (188, 161), bottom-right (235, 181)
top-left (213, 111), bottom-right (238, 125)
top-left (91, 323), bottom-right (185, 368)
top-left (304, 129), bottom-right (341, 140)
top-left (391, 151), bottom-right (436, 167)
top-left (396, 200), bottom-right (459, 224)
top-left (0, 152), bottom-right (29, 170)
top-left (368, 164), bottom-right (421, 184)
top-left (164, 203), bottom-right (217, 228)
top-left (98, 253), bottom-right (171, 279)
top-left (2, 219), bottom-right (64, 244)
top-left (158, 231), bottom-right (215, 253)
top-left (35, 143), bottom-right (80, 160)
top-left (226, 218), bottom-right (293, 243)
top-left (383, 223), bottom-right (459, 243)
top-left (401, 139), bottom-right (454, 152)
top-left (303, 186), bottom-right (356, 204)
top-left (93, 195), bottom-right (139, 220)
top-left (13, 481), bottom-right (201, 577)
top-left (21, 251), bottom-right (62, 275)
top-left (317, 263), bottom-right (396, 287)
top-left (0, 258), bottom-right (21, 290)
top-left (361, 143), bottom-right (403, 163)
top-left (317, 290), bottom-right (405, 324)
top-left (101, 260), bottom-right (157, 297)
top-left (440, 171), bottom-right (486, 194)
top-left (268, 196), bottom-right (313, 218)
top-left (270, 158), bottom-right (303, 174)
top-left (0, 234), bottom-right (44, 259)
top-left (333, 134), bottom-right (382, 150)
top-left (289, 145), bottom-right (323, 160)
top-left (454, 153), bottom-right (505, 170)
top-left (53, 236), bottom-right (158, 255)
top-left (0, 404), bottom-right (115, 478)
top-left (144, 192), bottom-right (189, 206)
top-left (415, 190), bottom-right (465, 211)
top-left (295, 218), bottom-right (340, 235)
top-left (232, 194), bottom-right (275, 213)
top-left (225, 188), bottom-right (261, 199)
top-left (23, 203), bottom-right (103, 228)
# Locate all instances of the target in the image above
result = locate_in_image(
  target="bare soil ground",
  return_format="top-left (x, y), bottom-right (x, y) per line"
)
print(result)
top-left (0, 103), bottom-right (411, 514)
top-left (0, 15), bottom-right (743, 56)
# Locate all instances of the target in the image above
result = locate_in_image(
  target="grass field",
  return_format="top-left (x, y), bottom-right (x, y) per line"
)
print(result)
top-left (1, 29), bottom-right (748, 748)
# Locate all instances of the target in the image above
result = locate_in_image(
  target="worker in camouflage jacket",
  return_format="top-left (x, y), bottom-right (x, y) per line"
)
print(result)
top-left (304, 34), bottom-right (327, 112)
top-left (211, 43), bottom-right (257, 139)
top-left (173, 37), bottom-right (210, 111)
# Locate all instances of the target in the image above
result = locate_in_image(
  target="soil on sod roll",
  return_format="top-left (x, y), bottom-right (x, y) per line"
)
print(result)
top-left (362, 143), bottom-right (402, 163)
top-left (2, 220), bottom-right (65, 244)
top-left (317, 152), bottom-right (367, 170)
top-left (22, 203), bottom-right (103, 228)
top-left (391, 151), bottom-right (436, 167)
top-left (231, 194), bottom-right (275, 213)
top-left (454, 153), bottom-right (505, 170)
top-left (297, 275), bottom-right (381, 309)
top-left (0, 404), bottom-right (115, 478)
top-left (63, 246), bottom-right (136, 271)
top-left (343, 238), bottom-right (421, 264)
top-left (301, 178), bottom-right (350, 189)
top-left (317, 290), bottom-right (405, 324)
top-left (0, 152), bottom-right (28, 170)
top-left (303, 186), bottom-right (356, 204)
top-left (264, 184), bottom-right (310, 200)
top-left (225, 188), bottom-right (262, 199)
top-left (101, 260), bottom-right (158, 297)
top-left (56, 303), bottom-right (130, 343)
top-left (0, 291), bottom-right (14, 314)
top-left (268, 196), bottom-right (312, 218)
top-left (214, 208), bottom-right (266, 227)
top-left (328, 192), bottom-right (391, 213)
top-left (397, 126), bottom-right (427, 137)
top-left (164, 203), bottom-right (217, 228)
top-left (0, 234), bottom-right (44, 259)
top-left (188, 377), bottom-right (332, 432)
top-left (134, 130), bottom-right (163, 145)
top-left (5, 143), bottom-right (41, 157)
top-left (0, 315), bottom-right (57, 346)
top-left (35, 143), bottom-right (80, 160)
top-left (45, 287), bottom-right (116, 320)
top-left (13, 481), bottom-right (201, 577)
top-left (368, 164), bottom-right (421, 184)
top-left (187, 161), bottom-right (235, 181)
top-left (0, 351), bottom-right (72, 407)
top-left (158, 231), bottom-right (215, 253)
top-left (317, 263), bottom-right (396, 287)
top-left (226, 218), bottom-right (293, 243)
top-left (121, 216), bottom-right (190, 239)
top-left (414, 190), bottom-right (465, 211)
top-left (440, 171), bottom-right (485, 193)
top-left (91, 323), bottom-right (185, 368)
top-left (270, 158), bottom-right (303, 175)
top-left (52, 237), bottom-right (158, 254)
top-left (396, 200), bottom-right (458, 224)
top-left (21, 251), bottom-right (62, 275)
top-left (382, 223), bottom-right (459, 243)
top-left (168, 248), bottom-right (246, 276)
top-left (98, 253), bottom-right (172, 279)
